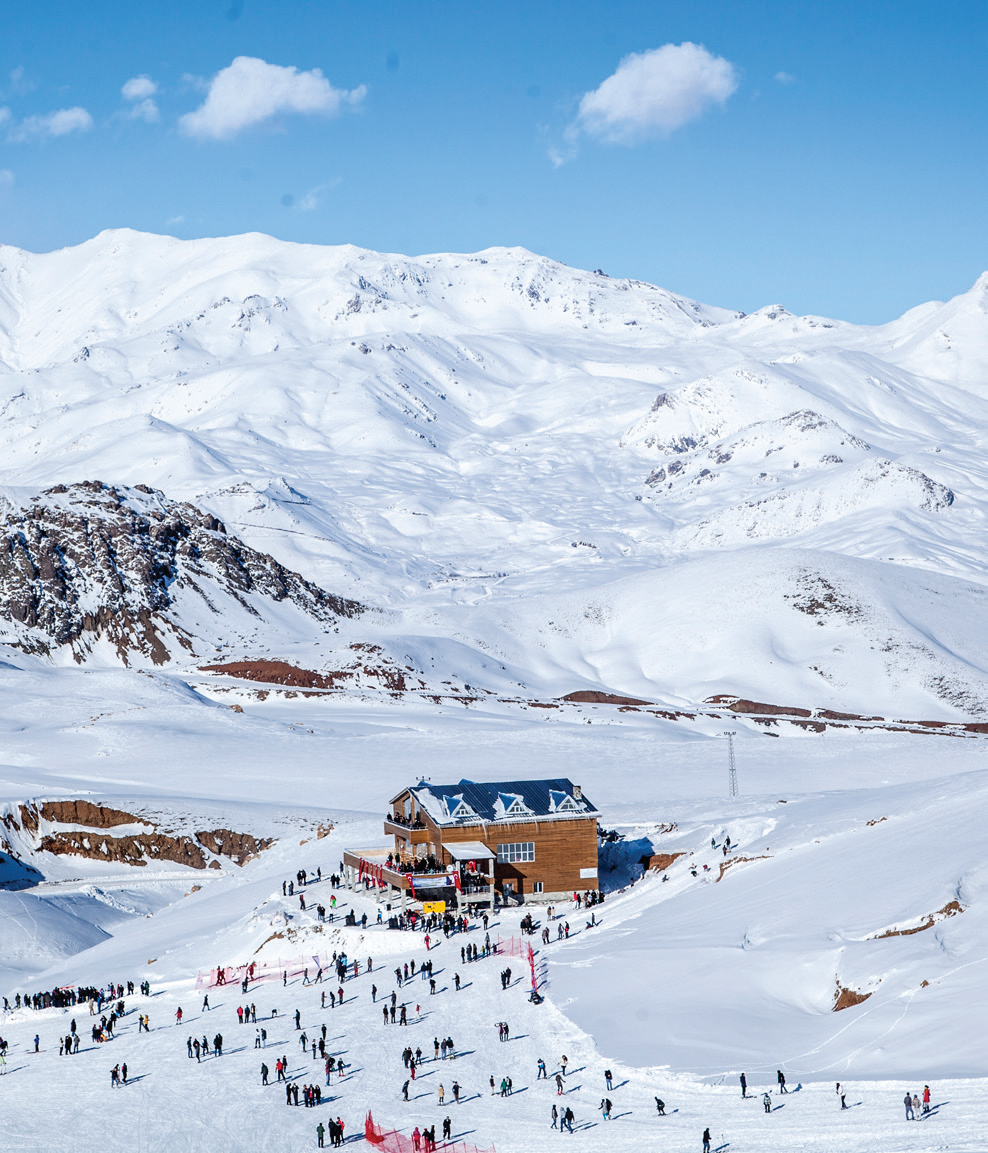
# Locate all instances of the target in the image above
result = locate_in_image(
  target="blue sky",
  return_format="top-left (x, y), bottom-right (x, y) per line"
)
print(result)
top-left (0, 0), bottom-right (985, 322)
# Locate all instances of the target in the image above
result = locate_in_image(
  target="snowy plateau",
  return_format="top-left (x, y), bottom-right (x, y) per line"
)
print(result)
top-left (1, 229), bottom-right (988, 1152)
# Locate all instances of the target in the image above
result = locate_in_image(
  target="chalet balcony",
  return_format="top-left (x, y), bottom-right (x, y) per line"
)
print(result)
top-left (384, 817), bottom-right (430, 843)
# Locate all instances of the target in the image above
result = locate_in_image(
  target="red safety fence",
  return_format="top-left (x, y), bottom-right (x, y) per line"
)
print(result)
top-left (365, 1111), bottom-right (495, 1153)
top-left (195, 954), bottom-right (334, 991)
top-left (495, 937), bottom-right (543, 992)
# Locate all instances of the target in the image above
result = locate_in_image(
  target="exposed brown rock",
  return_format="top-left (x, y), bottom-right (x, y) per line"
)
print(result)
top-left (640, 852), bottom-right (684, 871)
top-left (36, 800), bottom-right (150, 829)
top-left (201, 645), bottom-right (419, 693)
top-left (716, 854), bottom-right (771, 882)
top-left (0, 481), bottom-right (364, 664)
top-left (195, 829), bottom-right (274, 866)
top-left (871, 900), bottom-right (963, 939)
top-left (834, 982), bottom-right (872, 1011)
top-left (562, 690), bottom-right (652, 705)
top-left (39, 830), bottom-right (208, 869)
top-left (706, 696), bottom-right (813, 718)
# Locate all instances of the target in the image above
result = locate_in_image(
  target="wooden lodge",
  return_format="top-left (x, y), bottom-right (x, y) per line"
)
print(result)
top-left (383, 777), bottom-right (601, 904)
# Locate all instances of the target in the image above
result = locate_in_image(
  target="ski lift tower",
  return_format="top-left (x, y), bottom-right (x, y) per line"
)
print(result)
top-left (724, 731), bottom-right (738, 797)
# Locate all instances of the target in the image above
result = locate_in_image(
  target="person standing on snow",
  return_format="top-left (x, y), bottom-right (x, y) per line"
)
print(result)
top-left (904, 1092), bottom-right (914, 1120)
top-left (763, 1092), bottom-right (772, 1113)
top-left (703, 1127), bottom-right (711, 1153)
top-left (740, 1072), bottom-right (747, 1098)
top-left (317, 1121), bottom-right (326, 1147)
top-left (604, 1069), bottom-right (613, 1090)
top-left (923, 1085), bottom-right (931, 1114)
top-left (551, 1104), bottom-right (558, 1129)
top-left (599, 1098), bottom-right (612, 1120)
top-left (777, 1069), bottom-right (787, 1093)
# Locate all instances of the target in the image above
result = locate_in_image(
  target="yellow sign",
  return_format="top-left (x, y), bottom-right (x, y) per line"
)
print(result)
top-left (421, 901), bottom-right (446, 914)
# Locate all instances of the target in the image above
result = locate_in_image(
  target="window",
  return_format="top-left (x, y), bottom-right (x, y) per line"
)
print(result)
top-left (532, 881), bottom-right (544, 894)
top-left (497, 841), bottom-right (535, 863)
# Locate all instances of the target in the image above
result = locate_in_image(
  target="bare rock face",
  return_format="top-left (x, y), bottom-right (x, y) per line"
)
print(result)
top-left (11, 799), bottom-right (282, 870)
top-left (0, 481), bottom-right (364, 664)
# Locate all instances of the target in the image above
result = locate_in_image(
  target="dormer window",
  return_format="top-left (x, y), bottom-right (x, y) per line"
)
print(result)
top-left (549, 790), bottom-right (580, 812)
top-left (495, 792), bottom-right (532, 818)
top-left (444, 794), bottom-right (478, 821)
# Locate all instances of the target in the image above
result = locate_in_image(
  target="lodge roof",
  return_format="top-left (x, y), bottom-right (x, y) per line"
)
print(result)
top-left (392, 778), bottom-right (599, 827)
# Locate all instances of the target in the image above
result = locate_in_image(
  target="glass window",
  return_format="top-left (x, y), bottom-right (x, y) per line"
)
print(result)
top-left (533, 881), bottom-right (544, 893)
top-left (496, 842), bottom-right (535, 863)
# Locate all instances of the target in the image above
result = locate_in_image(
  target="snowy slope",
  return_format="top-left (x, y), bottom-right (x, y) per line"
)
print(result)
top-left (0, 231), bottom-right (986, 718)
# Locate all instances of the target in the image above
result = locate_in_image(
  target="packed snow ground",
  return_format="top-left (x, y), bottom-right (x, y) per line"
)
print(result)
top-left (2, 234), bottom-right (988, 1149)
top-left (2, 678), bottom-right (988, 1151)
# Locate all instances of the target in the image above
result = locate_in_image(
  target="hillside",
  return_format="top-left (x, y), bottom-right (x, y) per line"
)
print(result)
top-left (0, 231), bottom-right (986, 716)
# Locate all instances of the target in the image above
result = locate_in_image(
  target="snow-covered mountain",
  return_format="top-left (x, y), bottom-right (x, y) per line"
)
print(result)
top-left (0, 230), bottom-right (986, 716)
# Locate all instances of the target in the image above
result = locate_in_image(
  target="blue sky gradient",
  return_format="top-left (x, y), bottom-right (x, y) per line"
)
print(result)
top-left (0, 0), bottom-right (985, 322)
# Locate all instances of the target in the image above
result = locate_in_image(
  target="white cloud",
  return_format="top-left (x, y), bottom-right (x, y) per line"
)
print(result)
top-left (0, 169), bottom-right (13, 187)
top-left (0, 107), bottom-right (10, 127)
top-left (179, 56), bottom-right (366, 140)
top-left (121, 76), bottom-right (160, 122)
top-left (122, 75), bottom-right (157, 101)
top-left (571, 42), bottom-right (738, 145)
top-left (166, 214), bottom-right (185, 226)
top-left (297, 178), bottom-right (341, 211)
top-left (10, 106), bottom-right (93, 141)
top-left (128, 98), bottom-right (160, 123)
top-left (775, 71), bottom-right (797, 85)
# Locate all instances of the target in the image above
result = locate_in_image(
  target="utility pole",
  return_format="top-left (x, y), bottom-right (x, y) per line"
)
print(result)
top-left (724, 731), bottom-right (738, 797)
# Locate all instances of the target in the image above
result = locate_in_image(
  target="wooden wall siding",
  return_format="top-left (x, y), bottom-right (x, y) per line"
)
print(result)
top-left (432, 817), bottom-right (598, 897)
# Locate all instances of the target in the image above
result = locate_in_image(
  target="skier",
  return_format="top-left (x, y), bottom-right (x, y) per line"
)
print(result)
top-left (655, 1097), bottom-right (666, 1115)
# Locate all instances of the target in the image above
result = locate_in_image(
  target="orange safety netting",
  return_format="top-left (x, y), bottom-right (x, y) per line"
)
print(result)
top-left (365, 1111), bottom-right (495, 1153)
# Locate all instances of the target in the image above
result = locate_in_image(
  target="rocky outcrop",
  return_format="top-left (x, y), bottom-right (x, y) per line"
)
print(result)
top-left (39, 829), bottom-right (208, 869)
top-left (200, 645), bottom-right (423, 694)
top-left (561, 690), bottom-right (652, 706)
top-left (195, 829), bottom-right (273, 866)
top-left (13, 798), bottom-right (280, 870)
top-left (0, 481), bottom-right (365, 664)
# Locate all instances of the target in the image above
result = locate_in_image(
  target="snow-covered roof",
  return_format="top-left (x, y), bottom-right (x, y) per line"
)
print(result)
top-left (403, 778), bottom-right (599, 827)
top-left (443, 840), bottom-right (496, 861)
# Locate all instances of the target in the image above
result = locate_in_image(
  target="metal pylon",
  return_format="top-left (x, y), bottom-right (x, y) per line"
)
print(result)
top-left (725, 731), bottom-right (738, 797)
